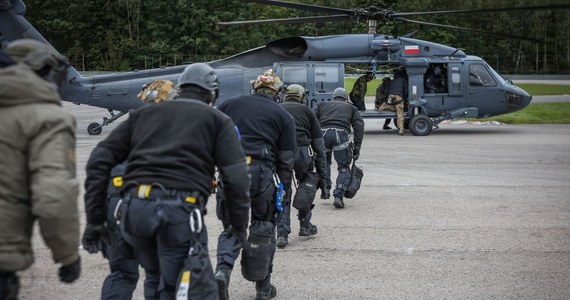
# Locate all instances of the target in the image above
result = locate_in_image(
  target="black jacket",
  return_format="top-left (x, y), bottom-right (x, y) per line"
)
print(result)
top-left (313, 99), bottom-right (365, 148)
top-left (281, 99), bottom-right (328, 181)
top-left (84, 99), bottom-right (251, 229)
top-left (218, 93), bottom-right (296, 188)
top-left (387, 75), bottom-right (407, 98)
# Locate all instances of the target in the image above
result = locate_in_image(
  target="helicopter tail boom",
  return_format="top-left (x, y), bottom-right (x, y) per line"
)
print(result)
top-left (0, 0), bottom-right (84, 83)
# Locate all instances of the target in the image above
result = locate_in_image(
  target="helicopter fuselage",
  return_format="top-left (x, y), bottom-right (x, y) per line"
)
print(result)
top-left (0, 1), bottom-right (532, 135)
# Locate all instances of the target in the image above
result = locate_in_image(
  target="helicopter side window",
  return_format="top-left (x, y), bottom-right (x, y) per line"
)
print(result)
top-left (314, 66), bottom-right (339, 94)
top-left (451, 66), bottom-right (461, 90)
top-left (469, 64), bottom-right (496, 87)
top-left (282, 66), bottom-right (308, 88)
top-left (424, 63), bottom-right (448, 93)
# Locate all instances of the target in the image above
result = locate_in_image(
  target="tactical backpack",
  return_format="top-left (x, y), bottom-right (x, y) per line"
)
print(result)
top-left (241, 220), bottom-right (274, 281)
top-left (292, 171), bottom-right (320, 210)
top-left (344, 161), bottom-right (364, 199)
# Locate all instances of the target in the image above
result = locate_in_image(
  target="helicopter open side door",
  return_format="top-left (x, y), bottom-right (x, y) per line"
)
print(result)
top-left (275, 62), bottom-right (344, 109)
top-left (423, 62), bottom-right (466, 116)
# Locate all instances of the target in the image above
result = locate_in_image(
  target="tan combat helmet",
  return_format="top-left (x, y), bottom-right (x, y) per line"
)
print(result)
top-left (285, 84), bottom-right (306, 104)
top-left (251, 69), bottom-right (283, 96)
top-left (137, 79), bottom-right (178, 103)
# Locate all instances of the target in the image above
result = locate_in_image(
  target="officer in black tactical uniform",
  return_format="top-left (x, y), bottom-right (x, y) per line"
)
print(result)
top-left (83, 80), bottom-right (179, 299)
top-left (83, 63), bottom-right (251, 300)
top-left (380, 68), bottom-right (407, 135)
top-left (375, 77), bottom-right (394, 130)
top-left (276, 84), bottom-right (328, 248)
top-left (214, 70), bottom-right (296, 300)
top-left (314, 87), bottom-right (364, 209)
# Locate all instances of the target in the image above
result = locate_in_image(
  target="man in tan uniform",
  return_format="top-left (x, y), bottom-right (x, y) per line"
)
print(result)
top-left (0, 40), bottom-right (81, 299)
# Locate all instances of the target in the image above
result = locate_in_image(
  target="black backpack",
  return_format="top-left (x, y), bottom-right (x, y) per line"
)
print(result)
top-left (344, 161), bottom-right (364, 199)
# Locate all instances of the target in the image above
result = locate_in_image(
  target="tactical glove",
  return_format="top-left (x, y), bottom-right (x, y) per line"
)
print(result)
top-left (353, 146), bottom-right (361, 161)
top-left (58, 257), bottom-right (81, 283)
top-left (82, 223), bottom-right (109, 254)
top-left (318, 178), bottom-right (327, 192)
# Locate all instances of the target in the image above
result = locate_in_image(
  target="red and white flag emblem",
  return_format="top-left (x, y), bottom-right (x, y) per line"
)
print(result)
top-left (404, 45), bottom-right (420, 55)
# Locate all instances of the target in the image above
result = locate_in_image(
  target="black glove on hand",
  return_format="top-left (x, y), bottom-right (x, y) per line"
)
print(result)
top-left (318, 178), bottom-right (327, 191)
top-left (353, 146), bottom-right (360, 161)
top-left (59, 257), bottom-right (81, 283)
top-left (82, 223), bottom-right (109, 254)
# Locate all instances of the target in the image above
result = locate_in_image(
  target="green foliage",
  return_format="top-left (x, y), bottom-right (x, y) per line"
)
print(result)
top-left (479, 103), bottom-right (570, 124)
top-left (21, 0), bottom-right (570, 71)
top-left (517, 84), bottom-right (570, 96)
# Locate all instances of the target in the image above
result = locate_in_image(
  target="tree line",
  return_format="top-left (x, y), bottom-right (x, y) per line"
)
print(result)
top-left (21, 0), bottom-right (570, 74)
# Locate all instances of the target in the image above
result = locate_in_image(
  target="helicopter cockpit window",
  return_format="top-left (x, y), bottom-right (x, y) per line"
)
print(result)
top-left (469, 64), bottom-right (496, 87)
top-left (282, 67), bottom-right (308, 88)
top-left (314, 66), bottom-right (339, 94)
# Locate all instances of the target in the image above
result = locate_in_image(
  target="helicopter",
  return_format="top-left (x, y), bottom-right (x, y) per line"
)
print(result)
top-left (1, 0), bottom-right (567, 136)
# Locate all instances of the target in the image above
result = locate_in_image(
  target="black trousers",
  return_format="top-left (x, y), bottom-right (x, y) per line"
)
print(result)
top-left (322, 128), bottom-right (353, 200)
top-left (216, 162), bottom-right (277, 278)
top-left (102, 195), bottom-right (141, 300)
top-left (120, 191), bottom-right (209, 300)
top-left (275, 146), bottom-right (315, 234)
top-left (0, 272), bottom-right (18, 300)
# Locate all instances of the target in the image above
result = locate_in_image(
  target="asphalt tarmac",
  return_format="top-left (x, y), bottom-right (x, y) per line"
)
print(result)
top-left (18, 103), bottom-right (570, 300)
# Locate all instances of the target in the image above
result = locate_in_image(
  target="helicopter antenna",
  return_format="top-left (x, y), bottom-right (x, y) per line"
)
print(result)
top-left (368, 20), bottom-right (377, 34)
top-left (448, 48), bottom-right (464, 58)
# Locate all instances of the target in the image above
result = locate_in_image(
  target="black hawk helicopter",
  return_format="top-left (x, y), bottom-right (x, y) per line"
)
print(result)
top-left (1, 0), bottom-right (567, 135)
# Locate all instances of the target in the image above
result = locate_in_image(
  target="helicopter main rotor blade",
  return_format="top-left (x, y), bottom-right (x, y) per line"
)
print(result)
top-left (218, 14), bottom-right (352, 27)
top-left (396, 17), bottom-right (541, 43)
top-left (246, 0), bottom-right (353, 15)
top-left (392, 4), bottom-right (570, 17)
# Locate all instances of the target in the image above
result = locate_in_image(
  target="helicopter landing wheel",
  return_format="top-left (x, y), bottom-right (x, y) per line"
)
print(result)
top-left (409, 114), bottom-right (433, 136)
top-left (88, 122), bottom-right (103, 135)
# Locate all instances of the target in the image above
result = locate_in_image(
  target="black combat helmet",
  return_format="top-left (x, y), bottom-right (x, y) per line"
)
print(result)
top-left (4, 39), bottom-right (69, 83)
top-left (178, 63), bottom-right (219, 103)
top-left (332, 87), bottom-right (348, 101)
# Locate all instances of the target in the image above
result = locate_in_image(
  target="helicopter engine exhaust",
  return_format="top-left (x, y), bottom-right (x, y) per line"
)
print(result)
top-left (267, 37), bottom-right (308, 58)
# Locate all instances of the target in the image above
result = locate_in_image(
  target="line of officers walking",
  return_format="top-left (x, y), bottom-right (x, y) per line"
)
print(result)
top-left (0, 40), bottom-right (364, 300)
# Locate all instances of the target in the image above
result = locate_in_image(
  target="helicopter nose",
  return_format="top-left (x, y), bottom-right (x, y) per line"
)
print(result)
top-left (522, 94), bottom-right (532, 107)
top-left (505, 91), bottom-right (532, 112)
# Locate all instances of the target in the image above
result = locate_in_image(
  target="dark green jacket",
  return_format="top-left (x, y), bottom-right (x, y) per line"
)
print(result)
top-left (349, 75), bottom-right (369, 98)
top-left (0, 63), bottom-right (79, 272)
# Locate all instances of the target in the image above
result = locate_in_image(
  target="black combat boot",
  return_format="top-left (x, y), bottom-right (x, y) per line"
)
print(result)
top-left (299, 220), bottom-right (318, 236)
top-left (214, 264), bottom-right (232, 300)
top-left (255, 277), bottom-right (277, 300)
top-left (333, 197), bottom-right (345, 208)
top-left (320, 189), bottom-right (330, 200)
top-left (276, 229), bottom-right (288, 249)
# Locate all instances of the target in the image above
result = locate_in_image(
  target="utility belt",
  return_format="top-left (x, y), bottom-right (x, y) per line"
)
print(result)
top-left (321, 127), bottom-right (351, 151)
top-left (120, 181), bottom-right (206, 206)
top-left (299, 144), bottom-right (314, 157)
top-left (245, 155), bottom-right (275, 168)
top-left (387, 94), bottom-right (404, 105)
